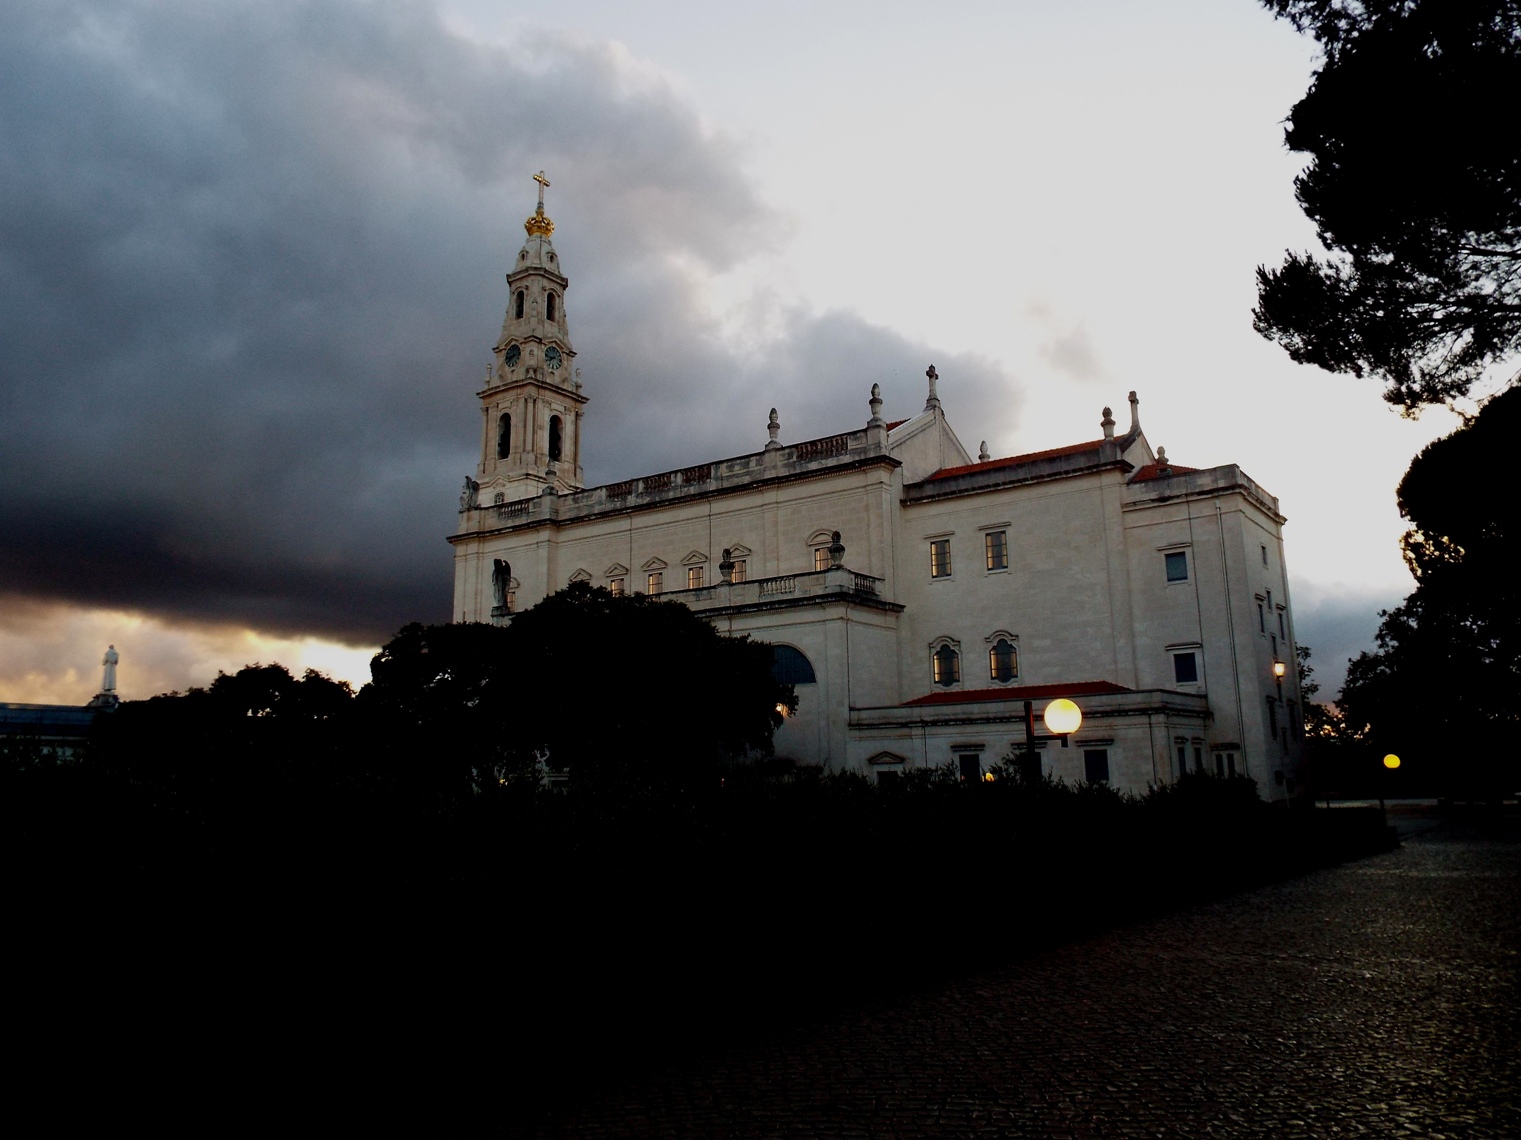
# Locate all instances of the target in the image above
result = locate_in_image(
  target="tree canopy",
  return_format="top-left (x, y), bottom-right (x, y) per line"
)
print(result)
top-left (1254, 1), bottom-right (1521, 410)
top-left (1338, 385), bottom-right (1520, 794)
top-left (362, 583), bottom-right (796, 796)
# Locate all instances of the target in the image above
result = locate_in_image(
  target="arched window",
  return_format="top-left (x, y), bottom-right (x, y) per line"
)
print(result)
top-left (548, 415), bottom-right (563, 461)
top-left (933, 643), bottom-right (961, 687)
top-left (546, 292), bottom-right (557, 321)
top-left (514, 290), bottom-right (525, 319)
top-left (989, 638), bottom-right (1018, 682)
top-left (497, 413), bottom-right (512, 459)
top-left (771, 645), bottom-right (817, 685)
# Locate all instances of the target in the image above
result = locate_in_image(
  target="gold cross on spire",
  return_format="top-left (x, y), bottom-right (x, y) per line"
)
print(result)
top-left (533, 170), bottom-right (550, 208)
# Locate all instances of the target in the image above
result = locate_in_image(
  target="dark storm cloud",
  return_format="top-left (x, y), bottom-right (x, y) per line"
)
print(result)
top-left (0, 0), bottom-right (1019, 645)
top-left (1288, 579), bottom-right (1408, 700)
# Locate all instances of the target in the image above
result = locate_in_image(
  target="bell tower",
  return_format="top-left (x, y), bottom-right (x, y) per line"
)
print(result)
top-left (475, 172), bottom-right (586, 502)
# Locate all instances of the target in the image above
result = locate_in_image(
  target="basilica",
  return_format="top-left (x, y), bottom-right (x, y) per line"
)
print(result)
top-left (449, 179), bottom-right (1306, 797)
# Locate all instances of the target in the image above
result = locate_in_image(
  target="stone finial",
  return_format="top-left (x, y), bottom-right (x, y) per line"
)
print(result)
top-left (1128, 390), bottom-right (1140, 435)
top-left (1156, 446), bottom-right (1170, 475)
top-left (765, 408), bottom-right (781, 450)
top-left (868, 383), bottom-right (884, 426)
top-left (719, 548), bottom-right (735, 583)
top-left (485, 365), bottom-right (493, 387)
top-left (1101, 406), bottom-right (1115, 441)
top-left (828, 530), bottom-right (846, 567)
top-left (979, 440), bottom-right (990, 462)
top-left (574, 367), bottom-right (583, 392)
top-left (925, 364), bottom-right (941, 411)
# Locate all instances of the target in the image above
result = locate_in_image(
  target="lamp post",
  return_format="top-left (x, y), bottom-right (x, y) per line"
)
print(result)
top-left (1020, 698), bottom-right (1084, 782)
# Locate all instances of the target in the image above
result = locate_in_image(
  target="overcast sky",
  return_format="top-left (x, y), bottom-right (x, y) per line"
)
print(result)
top-left (0, 0), bottom-right (1465, 703)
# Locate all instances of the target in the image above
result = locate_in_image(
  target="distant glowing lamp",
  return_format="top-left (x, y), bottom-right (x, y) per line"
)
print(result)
top-left (983, 770), bottom-right (996, 783)
top-left (775, 703), bottom-right (790, 719)
top-left (1043, 698), bottom-right (1083, 738)
top-left (1383, 754), bottom-right (1401, 770)
top-left (1272, 660), bottom-right (1288, 680)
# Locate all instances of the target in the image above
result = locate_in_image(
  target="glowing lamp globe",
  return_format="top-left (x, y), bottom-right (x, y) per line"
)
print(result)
top-left (1383, 754), bottom-right (1401, 770)
top-left (1043, 698), bottom-right (1083, 736)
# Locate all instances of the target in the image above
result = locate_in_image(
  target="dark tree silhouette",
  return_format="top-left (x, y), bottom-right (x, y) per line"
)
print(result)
top-left (1339, 386), bottom-right (1521, 795)
top-left (361, 583), bottom-right (795, 796)
top-left (1254, 1), bottom-right (1521, 410)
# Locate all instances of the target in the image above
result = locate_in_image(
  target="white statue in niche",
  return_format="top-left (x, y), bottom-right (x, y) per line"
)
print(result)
top-left (101, 645), bottom-right (119, 693)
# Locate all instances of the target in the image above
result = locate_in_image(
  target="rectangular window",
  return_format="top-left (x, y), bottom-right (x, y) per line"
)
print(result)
top-left (646, 572), bottom-right (662, 595)
top-left (1176, 744), bottom-right (1187, 779)
top-left (1278, 610), bottom-right (1286, 638)
top-left (1258, 603), bottom-right (1266, 633)
top-left (1164, 551), bottom-right (1188, 582)
top-left (732, 560), bottom-right (747, 583)
top-left (1215, 753), bottom-right (1226, 777)
top-left (814, 547), bottom-right (830, 571)
top-left (1271, 634), bottom-right (1278, 657)
top-left (1084, 749), bottom-right (1110, 785)
top-left (1227, 752), bottom-right (1237, 776)
top-left (957, 753), bottom-right (982, 783)
top-left (1173, 651), bottom-right (1199, 684)
top-left (984, 531), bottom-right (1008, 571)
top-left (609, 578), bottom-right (625, 597)
top-left (1267, 696), bottom-right (1278, 737)
top-left (1193, 746), bottom-right (1204, 773)
top-left (930, 538), bottom-right (952, 578)
top-left (1261, 544), bottom-right (1268, 566)
top-left (687, 566), bottom-right (704, 589)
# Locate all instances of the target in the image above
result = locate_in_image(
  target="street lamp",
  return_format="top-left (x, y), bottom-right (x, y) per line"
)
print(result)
top-left (1019, 697), bottom-right (1083, 782)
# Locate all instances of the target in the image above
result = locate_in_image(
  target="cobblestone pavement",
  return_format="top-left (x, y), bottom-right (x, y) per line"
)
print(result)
top-left (521, 815), bottom-right (1519, 1138)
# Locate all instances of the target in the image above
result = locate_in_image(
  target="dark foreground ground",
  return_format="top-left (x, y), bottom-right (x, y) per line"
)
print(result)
top-left (519, 806), bottom-right (1518, 1138)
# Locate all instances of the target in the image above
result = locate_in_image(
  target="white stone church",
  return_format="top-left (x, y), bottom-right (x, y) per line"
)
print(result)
top-left (450, 181), bottom-right (1306, 798)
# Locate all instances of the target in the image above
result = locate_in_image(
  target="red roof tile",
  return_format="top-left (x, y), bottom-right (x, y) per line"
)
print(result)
top-left (884, 418), bottom-right (909, 431)
top-left (902, 680), bottom-right (1134, 707)
top-left (1130, 462), bottom-right (1200, 482)
top-left (926, 439), bottom-right (1106, 482)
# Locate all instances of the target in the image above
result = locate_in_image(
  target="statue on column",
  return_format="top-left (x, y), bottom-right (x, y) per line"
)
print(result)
top-left (101, 645), bottom-right (119, 693)
top-left (492, 559), bottom-right (511, 609)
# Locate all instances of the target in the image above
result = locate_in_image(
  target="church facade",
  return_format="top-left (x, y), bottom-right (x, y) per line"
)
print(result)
top-left (449, 182), bottom-right (1306, 798)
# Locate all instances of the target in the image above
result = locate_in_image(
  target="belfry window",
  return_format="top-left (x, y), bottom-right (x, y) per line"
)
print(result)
top-left (497, 413), bottom-right (512, 459)
top-left (932, 643), bottom-right (961, 687)
top-left (546, 292), bottom-right (557, 321)
top-left (548, 416), bottom-right (563, 462)
top-left (514, 290), bottom-right (525, 319)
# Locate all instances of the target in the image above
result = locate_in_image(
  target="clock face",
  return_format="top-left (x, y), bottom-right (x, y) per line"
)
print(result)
top-left (505, 344), bottom-right (521, 368)
top-left (545, 345), bottom-right (563, 371)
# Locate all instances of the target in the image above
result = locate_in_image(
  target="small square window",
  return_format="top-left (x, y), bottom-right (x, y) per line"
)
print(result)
top-left (609, 577), bottom-right (625, 597)
top-left (814, 547), bottom-right (830, 572)
top-left (731, 560), bottom-right (747, 582)
top-left (646, 572), bottom-right (662, 595)
top-left (1084, 749), bottom-right (1110, 784)
top-left (985, 531), bottom-right (1008, 571)
top-left (1164, 551), bottom-right (1188, 582)
top-left (687, 566), bottom-right (704, 589)
top-left (930, 538), bottom-right (952, 578)
top-left (1173, 651), bottom-right (1199, 684)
